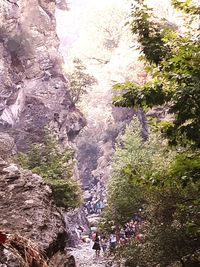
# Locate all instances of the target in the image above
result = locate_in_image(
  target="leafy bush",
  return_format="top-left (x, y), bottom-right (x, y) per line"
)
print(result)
top-left (113, 0), bottom-right (200, 147)
top-left (102, 117), bottom-right (200, 266)
top-left (108, 2), bottom-right (200, 265)
top-left (17, 132), bottom-right (82, 209)
top-left (105, 117), bottom-right (172, 224)
top-left (67, 58), bottom-right (97, 104)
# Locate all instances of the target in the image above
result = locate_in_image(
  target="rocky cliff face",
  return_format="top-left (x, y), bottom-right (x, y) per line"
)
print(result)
top-left (0, 0), bottom-right (86, 154)
top-left (0, 0), bottom-right (86, 266)
top-left (0, 159), bottom-right (72, 266)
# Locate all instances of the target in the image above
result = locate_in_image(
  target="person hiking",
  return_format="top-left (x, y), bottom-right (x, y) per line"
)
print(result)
top-left (91, 231), bottom-right (97, 241)
top-left (100, 235), bottom-right (107, 257)
top-left (109, 233), bottom-right (117, 255)
top-left (92, 233), bottom-right (101, 257)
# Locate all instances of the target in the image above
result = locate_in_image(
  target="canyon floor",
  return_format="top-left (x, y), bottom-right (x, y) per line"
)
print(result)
top-left (69, 241), bottom-right (107, 267)
top-left (68, 241), bottom-right (119, 267)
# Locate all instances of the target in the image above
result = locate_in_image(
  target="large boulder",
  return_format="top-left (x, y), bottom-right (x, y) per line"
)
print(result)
top-left (0, 159), bottom-right (68, 265)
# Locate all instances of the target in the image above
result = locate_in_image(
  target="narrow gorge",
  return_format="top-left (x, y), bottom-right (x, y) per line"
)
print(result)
top-left (0, 0), bottom-right (200, 267)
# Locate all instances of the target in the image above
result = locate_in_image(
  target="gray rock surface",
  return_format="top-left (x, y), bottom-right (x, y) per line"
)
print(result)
top-left (64, 208), bottom-right (90, 247)
top-left (0, 0), bottom-right (86, 152)
top-left (0, 1), bottom-right (88, 266)
top-left (0, 159), bottom-right (67, 262)
top-left (49, 252), bottom-right (76, 267)
top-left (76, 107), bottom-right (134, 217)
top-left (68, 241), bottom-right (124, 267)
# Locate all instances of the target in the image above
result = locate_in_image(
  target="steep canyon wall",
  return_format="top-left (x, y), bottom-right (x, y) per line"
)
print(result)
top-left (0, 0), bottom-right (86, 265)
top-left (0, 0), bottom-right (86, 154)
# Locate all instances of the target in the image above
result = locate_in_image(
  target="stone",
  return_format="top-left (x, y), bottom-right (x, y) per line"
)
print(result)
top-left (64, 208), bottom-right (90, 247)
top-left (3, 164), bottom-right (19, 175)
top-left (0, 161), bottom-right (67, 265)
top-left (49, 252), bottom-right (76, 267)
top-left (24, 199), bottom-right (34, 204)
top-left (56, 0), bottom-right (69, 10)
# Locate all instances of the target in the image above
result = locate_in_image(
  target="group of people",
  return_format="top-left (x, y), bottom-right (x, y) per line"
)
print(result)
top-left (91, 212), bottom-right (143, 257)
top-left (92, 232), bottom-right (117, 257)
top-left (84, 199), bottom-right (104, 215)
top-left (118, 215), bottom-right (143, 245)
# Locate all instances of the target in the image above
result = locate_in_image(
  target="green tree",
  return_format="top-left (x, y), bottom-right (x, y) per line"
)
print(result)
top-left (17, 132), bottom-right (82, 209)
top-left (102, 117), bottom-right (200, 266)
top-left (107, 2), bottom-right (200, 266)
top-left (105, 118), bottom-right (162, 224)
top-left (113, 0), bottom-right (200, 147)
top-left (120, 152), bottom-right (200, 267)
top-left (67, 58), bottom-right (97, 104)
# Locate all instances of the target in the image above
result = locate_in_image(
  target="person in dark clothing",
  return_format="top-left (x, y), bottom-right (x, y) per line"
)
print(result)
top-left (92, 233), bottom-right (101, 257)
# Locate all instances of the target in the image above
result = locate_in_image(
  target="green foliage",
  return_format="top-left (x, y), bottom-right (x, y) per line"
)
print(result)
top-left (48, 179), bottom-right (81, 209)
top-left (105, 117), bottom-right (173, 224)
top-left (120, 181), bottom-right (200, 267)
top-left (170, 152), bottom-right (200, 185)
top-left (128, 157), bottom-right (200, 267)
top-left (102, 117), bottom-right (200, 266)
top-left (130, 0), bottom-right (170, 65)
top-left (17, 132), bottom-right (82, 209)
top-left (113, 0), bottom-right (200, 147)
top-left (67, 58), bottom-right (97, 104)
top-left (112, 80), bottom-right (168, 109)
top-left (172, 0), bottom-right (200, 14)
top-left (109, 3), bottom-right (200, 266)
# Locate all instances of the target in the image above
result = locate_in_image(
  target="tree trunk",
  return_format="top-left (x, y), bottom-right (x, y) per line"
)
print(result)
top-left (137, 108), bottom-right (148, 140)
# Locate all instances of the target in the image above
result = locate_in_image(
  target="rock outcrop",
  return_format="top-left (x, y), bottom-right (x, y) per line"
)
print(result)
top-left (0, 159), bottom-right (70, 265)
top-left (64, 208), bottom-right (90, 247)
top-left (0, 0), bottom-right (87, 265)
top-left (0, 0), bottom-right (86, 153)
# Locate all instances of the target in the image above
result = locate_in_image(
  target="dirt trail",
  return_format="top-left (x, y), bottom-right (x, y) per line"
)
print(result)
top-left (68, 241), bottom-right (116, 267)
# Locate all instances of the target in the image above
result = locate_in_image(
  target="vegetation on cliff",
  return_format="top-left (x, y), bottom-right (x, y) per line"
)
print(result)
top-left (17, 131), bottom-right (82, 209)
top-left (67, 58), bottom-right (97, 104)
top-left (101, 1), bottom-right (200, 266)
top-left (103, 118), bottom-right (200, 266)
top-left (113, 0), bottom-right (200, 147)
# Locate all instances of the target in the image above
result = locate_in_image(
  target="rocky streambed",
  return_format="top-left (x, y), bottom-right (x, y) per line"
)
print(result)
top-left (68, 242), bottom-right (108, 267)
top-left (68, 241), bottom-right (121, 267)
